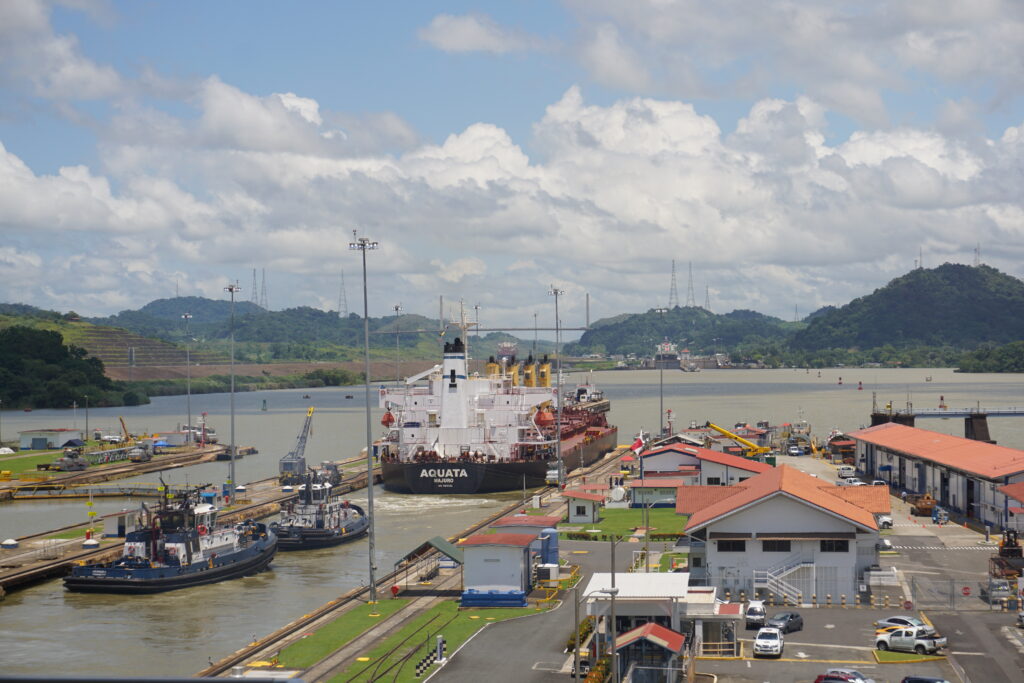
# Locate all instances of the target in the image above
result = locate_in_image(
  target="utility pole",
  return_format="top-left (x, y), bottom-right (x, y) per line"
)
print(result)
top-left (182, 313), bottom-right (193, 445)
top-left (393, 303), bottom-right (402, 385)
top-left (549, 286), bottom-right (565, 486)
top-left (224, 282), bottom-right (241, 498)
top-left (350, 230), bottom-right (380, 607)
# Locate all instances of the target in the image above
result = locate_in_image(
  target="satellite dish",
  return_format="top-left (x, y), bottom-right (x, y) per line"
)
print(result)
top-left (610, 486), bottom-right (626, 502)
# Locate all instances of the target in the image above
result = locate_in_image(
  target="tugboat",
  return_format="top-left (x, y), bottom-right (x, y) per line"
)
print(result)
top-left (63, 487), bottom-right (277, 594)
top-left (271, 477), bottom-right (369, 550)
top-left (378, 336), bottom-right (617, 494)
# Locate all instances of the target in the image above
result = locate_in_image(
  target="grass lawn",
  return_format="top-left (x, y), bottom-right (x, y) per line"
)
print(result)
top-left (46, 527), bottom-right (99, 540)
top-left (279, 599), bottom-right (411, 668)
top-left (560, 508), bottom-right (688, 538)
top-left (658, 552), bottom-right (688, 572)
top-left (873, 649), bottom-right (946, 663)
top-left (327, 600), bottom-right (550, 683)
top-left (0, 453), bottom-right (65, 476)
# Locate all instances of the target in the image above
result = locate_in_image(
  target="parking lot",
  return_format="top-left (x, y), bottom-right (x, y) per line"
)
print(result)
top-left (699, 606), bottom-right (957, 682)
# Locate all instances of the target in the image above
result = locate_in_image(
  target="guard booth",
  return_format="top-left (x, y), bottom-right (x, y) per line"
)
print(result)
top-left (563, 490), bottom-right (604, 524)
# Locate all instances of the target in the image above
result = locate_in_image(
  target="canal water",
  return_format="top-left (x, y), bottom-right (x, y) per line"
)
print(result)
top-left (0, 368), bottom-right (1021, 675)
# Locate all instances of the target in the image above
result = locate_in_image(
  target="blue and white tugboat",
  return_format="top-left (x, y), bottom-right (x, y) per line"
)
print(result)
top-left (271, 477), bottom-right (369, 551)
top-left (64, 487), bottom-right (277, 594)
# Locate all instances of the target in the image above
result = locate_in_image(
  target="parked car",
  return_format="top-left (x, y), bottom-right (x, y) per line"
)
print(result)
top-left (875, 627), bottom-right (946, 654)
top-left (900, 677), bottom-right (951, 683)
top-left (753, 627), bottom-right (784, 657)
top-left (871, 479), bottom-right (887, 486)
top-left (838, 477), bottom-right (862, 486)
top-left (787, 445), bottom-right (802, 456)
top-left (874, 615), bottom-right (937, 636)
top-left (837, 465), bottom-right (856, 478)
top-left (876, 514), bottom-right (893, 529)
top-left (766, 611), bottom-right (803, 633)
top-left (744, 600), bottom-right (766, 629)
top-left (815, 675), bottom-right (859, 683)
top-left (979, 578), bottom-right (1012, 603)
top-left (825, 669), bottom-right (876, 683)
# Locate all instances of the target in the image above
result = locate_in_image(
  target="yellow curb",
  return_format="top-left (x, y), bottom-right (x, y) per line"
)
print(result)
top-left (872, 651), bottom-right (946, 664)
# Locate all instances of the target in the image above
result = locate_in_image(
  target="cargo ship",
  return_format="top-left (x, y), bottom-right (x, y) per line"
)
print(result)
top-left (378, 337), bottom-right (617, 494)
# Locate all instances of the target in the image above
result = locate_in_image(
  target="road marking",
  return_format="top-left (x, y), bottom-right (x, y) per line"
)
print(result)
top-left (891, 545), bottom-right (992, 550)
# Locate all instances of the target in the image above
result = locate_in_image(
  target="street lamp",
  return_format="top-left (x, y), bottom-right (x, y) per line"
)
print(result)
top-left (549, 286), bottom-right (565, 485)
top-left (350, 229), bottom-right (380, 605)
top-left (83, 395), bottom-right (89, 441)
top-left (182, 313), bottom-right (193, 446)
top-left (224, 282), bottom-right (241, 498)
top-left (392, 303), bottom-right (402, 386)
top-left (573, 585), bottom-right (620, 682)
top-left (654, 308), bottom-right (668, 436)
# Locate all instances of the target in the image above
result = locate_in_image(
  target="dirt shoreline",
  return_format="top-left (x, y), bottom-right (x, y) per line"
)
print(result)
top-left (105, 360), bottom-right (478, 382)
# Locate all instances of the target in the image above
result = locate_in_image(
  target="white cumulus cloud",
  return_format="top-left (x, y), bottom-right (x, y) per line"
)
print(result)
top-left (418, 14), bottom-right (539, 54)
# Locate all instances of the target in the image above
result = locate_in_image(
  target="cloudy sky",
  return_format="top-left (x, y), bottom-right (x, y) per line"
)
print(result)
top-left (2, 1), bottom-right (1023, 338)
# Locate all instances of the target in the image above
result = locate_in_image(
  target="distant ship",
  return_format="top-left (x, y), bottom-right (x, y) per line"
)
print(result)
top-left (378, 337), bottom-right (617, 494)
top-left (64, 487), bottom-right (276, 594)
top-left (654, 340), bottom-right (680, 370)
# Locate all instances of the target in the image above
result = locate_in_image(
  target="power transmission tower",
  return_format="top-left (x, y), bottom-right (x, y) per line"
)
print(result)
top-left (974, 242), bottom-right (981, 266)
top-left (337, 270), bottom-right (348, 318)
top-left (259, 268), bottom-right (269, 309)
top-left (250, 269), bottom-right (259, 305)
top-left (704, 283), bottom-right (711, 312)
top-left (668, 260), bottom-right (679, 308)
top-left (685, 261), bottom-right (696, 307)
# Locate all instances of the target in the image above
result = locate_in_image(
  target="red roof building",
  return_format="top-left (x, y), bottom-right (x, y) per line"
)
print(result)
top-left (850, 422), bottom-right (1024, 529)
top-left (492, 515), bottom-right (562, 529)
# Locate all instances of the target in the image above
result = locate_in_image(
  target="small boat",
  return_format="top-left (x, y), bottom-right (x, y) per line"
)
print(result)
top-left (271, 477), bottom-right (368, 551)
top-left (302, 394), bottom-right (311, 399)
top-left (345, 395), bottom-right (354, 399)
top-left (261, 399), bottom-right (268, 411)
top-left (925, 376), bottom-right (932, 382)
top-left (64, 487), bottom-right (277, 594)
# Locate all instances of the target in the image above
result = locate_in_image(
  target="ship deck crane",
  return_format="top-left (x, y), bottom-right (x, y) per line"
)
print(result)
top-left (279, 407), bottom-right (316, 485)
top-left (703, 421), bottom-right (771, 459)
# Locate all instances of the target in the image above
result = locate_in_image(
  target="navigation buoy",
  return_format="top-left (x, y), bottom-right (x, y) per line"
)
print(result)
top-left (939, 395), bottom-right (947, 410)
top-left (838, 377), bottom-right (843, 385)
top-left (857, 381), bottom-right (863, 391)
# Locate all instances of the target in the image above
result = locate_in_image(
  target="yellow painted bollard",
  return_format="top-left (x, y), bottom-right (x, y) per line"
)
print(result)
top-left (768, 594), bottom-right (775, 607)
top-left (739, 590), bottom-right (746, 603)
top-left (797, 594), bottom-right (803, 606)
top-left (724, 590), bottom-right (731, 602)
top-left (869, 594), bottom-right (876, 608)
top-left (783, 594), bottom-right (790, 607)
top-left (840, 594), bottom-right (846, 608)
top-left (826, 594), bottom-right (832, 607)
top-left (754, 590), bottom-right (761, 602)
top-left (884, 595), bottom-right (890, 609)
top-left (812, 594), bottom-right (817, 607)
top-left (855, 594), bottom-right (861, 607)
top-left (1001, 598), bottom-right (1008, 612)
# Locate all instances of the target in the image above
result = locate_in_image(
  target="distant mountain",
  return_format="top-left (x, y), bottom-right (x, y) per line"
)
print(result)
top-left (791, 264), bottom-right (1024, 350)
top-left (565, 305), bottom-right (798, 356)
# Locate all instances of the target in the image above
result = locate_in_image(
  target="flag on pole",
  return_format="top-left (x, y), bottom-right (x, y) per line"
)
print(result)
top-left (631, 436), bottom-right (644, 454)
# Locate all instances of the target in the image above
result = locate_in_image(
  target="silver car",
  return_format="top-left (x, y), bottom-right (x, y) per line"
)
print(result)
top-left (874, 615), bottom-right (936, 636)
top-left (826, 669), bottom-right (876, 683)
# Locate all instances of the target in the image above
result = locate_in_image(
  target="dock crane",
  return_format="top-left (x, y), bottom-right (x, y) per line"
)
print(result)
top-left (278, 407), bottom-right (316, 485)
top-left (703, 422), bottom-right (772, 459)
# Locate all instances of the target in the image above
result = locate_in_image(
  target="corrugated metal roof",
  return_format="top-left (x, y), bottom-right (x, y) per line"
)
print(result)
top-left (849, 422), bottom-right (1024, 480)
top-left (492, 515), bottom-right (561, 528)
top-left (615, 622), bottom-right (686, 653)
top-left (997, 481), bottom-right (1024, 503)
top-left (458, 532), bottom-right (538, 548)
top-left (563, 490), bottom-right (605, 502)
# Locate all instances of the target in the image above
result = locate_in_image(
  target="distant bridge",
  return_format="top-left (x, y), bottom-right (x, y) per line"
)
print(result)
top-left (871, 407), bottom-right (1024, 443)
top-left (913, 407), bottom-right (1024, 418)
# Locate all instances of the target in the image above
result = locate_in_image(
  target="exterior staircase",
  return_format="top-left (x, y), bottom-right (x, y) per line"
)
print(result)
top-left (753, 554), bottom-right (814, 603)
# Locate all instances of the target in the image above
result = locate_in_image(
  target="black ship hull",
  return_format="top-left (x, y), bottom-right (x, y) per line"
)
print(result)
top-left (274, 505), bottom-right (370, 551)
top-left (63, 536), bottom-right (277, 594)
top-left (382, 427), bottom-right (618, 494)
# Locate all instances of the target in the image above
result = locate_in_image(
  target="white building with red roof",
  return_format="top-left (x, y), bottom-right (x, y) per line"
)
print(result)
top-left (850, 422), bottom-right (1024, 529)
top-left (637, 443), bottom-right (773, 487)
top-left (563, 490), bottom-right (604, 524)
top-left (682, 465), bottom-right (886, 601)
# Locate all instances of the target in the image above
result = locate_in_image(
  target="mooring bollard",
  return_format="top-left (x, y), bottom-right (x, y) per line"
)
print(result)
top-left (826, 594), bottom-right (832, 607)
top-left (869, 594), bottom-right (876, 608)
top-left (812, 594), bottom-right (817, 607)
top-left (855, 594), bottom-right (861, 607)
top-left (724, 590), bottom-right (731, 602)
top-left (739, 590), bottom-right (746, 603)
top-left (841, 594), bottom-right (847, 608)
top-left (768, 594), bottom-right (775, 607)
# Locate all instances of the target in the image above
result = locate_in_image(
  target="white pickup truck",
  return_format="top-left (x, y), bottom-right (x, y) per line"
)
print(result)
top-left (875, 627), bottom-right (946, 654)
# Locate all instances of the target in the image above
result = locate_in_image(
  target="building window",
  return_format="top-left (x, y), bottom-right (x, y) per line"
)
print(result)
top-left (575, 505), bottom-right (586, 516)
top-left (819, 540), bottom-right (849, 553)
top-left (717, 540), bottom-right (746, 552)
top-left (691, 556), bottom-right (703, 568)
top-left (706, 477), bottom-right (722, 486)
top-left (761, 540), bottom-right (791, 552)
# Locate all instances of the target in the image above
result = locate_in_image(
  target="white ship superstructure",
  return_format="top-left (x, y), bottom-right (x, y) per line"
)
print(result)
top-left (379, 338), bottom-right (558, 464)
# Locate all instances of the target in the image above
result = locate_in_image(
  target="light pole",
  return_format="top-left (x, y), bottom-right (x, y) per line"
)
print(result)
top-left (654, 308), bottom-right (668, 436)
top-left (350, 230), bottom-right (380, 605)
top-left (392, 303), bottom-right (402, 385)
top-left (549, 286), bottom-right (565, 485)
top-left (83, 395), bottom-right (89, 441)
top-left (224, 282), bottom-right (241, 498)
top-left (1, 398), bottom-right (4, 447)
top-left (182, 313), bottom-right (193, 446)
top-left (574, 585), bottom-right (619, 682)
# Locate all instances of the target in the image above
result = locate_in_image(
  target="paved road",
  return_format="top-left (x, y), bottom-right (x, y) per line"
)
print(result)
top-left (432, 539), bottom-right (634, 683)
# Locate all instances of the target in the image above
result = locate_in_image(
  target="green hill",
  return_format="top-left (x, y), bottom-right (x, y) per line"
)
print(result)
top-left (791, 264), bottom-right (1024, 350)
